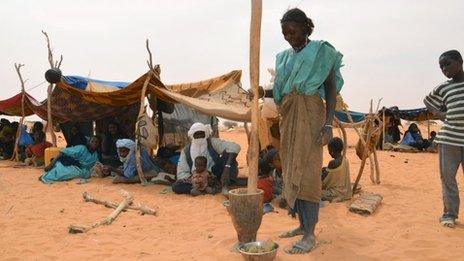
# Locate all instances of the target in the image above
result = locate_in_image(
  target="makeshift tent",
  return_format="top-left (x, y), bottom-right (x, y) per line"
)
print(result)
top-left (335, 110), bottom-right (365, 124)
top-left (0, 70), bottom-right (250, 146)
top-left (0, 93), bottom-right (46, 117)
top-left (381, 106), bottom-right (437, 121)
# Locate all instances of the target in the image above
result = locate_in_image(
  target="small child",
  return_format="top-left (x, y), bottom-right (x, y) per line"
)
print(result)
top-left (257, 148), bottom-right (285, 206)
top-left (257, 162), bottom-right (274, 203)
top-left (25, 131), bottom-right (52, 167)
top-left (190, 156), bottom-right (219, 196)
top-left (321, 137), bottom-right (351, 202)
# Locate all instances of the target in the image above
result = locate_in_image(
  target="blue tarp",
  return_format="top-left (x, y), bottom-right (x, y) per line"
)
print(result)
top-left (383, 106), bottom-right (436, 121)
top-left (335, 110), bottom-right (366, 123)
top-left (62, 76), bottom-right (130, 90)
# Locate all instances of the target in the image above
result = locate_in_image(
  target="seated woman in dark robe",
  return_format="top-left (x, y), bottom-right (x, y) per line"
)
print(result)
top-left (66, 124), bottom-right (88, 148)
top-left (0, 120), bottom-right (16, 159)
top-left (101, 121), bottom-right (125, 167)
top-left (30, 122), bottom-right (44, 141)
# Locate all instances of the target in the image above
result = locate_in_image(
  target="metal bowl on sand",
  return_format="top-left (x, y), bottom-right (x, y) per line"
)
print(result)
top-left (238, 241), bottom-right (279, 261)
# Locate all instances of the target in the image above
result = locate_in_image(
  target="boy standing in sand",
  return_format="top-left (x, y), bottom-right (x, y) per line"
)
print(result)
top-left (424, 50), bottom-right (464, 228)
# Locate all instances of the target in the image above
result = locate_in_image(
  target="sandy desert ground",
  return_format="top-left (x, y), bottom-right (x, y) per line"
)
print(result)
top-left (1, 125), bottom-right (464, 261)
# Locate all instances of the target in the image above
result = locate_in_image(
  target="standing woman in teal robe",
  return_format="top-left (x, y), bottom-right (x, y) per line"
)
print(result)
top-left (261, 9), bottom-right (344, 254)
top-left (40, 136), bottom-right (101, 183)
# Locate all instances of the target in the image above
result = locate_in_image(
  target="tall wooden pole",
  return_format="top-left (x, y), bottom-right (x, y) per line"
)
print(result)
top-left (382, 108), bottom-right (386, 150)
top-left (12, 63), bottom-right (26, 161)
top-left (47, 84), bottom-right (56, 147)
top-left (427, 119), bottom-right (430, 139)
top-left (135, 71), bottom-right (152, 185)
top-left (42, 31), bottom-right (61, 148)
top-left (247, 0), bottom-right (262, 193)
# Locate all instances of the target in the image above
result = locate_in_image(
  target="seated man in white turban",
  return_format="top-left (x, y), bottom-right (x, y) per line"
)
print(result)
top-left (172, 122), bottom-right (241, 195)
top-left (111, 139), bottom-right (163, 183)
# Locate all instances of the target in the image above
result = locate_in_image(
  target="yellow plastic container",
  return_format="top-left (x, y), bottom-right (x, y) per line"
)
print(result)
top-left (44, 147), bottom-right (62, 166)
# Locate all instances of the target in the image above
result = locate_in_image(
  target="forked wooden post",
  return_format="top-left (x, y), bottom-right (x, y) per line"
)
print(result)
top-left (12, 63), bottom-right (26, 161)
top-left (247, 0), bottom-right (262, 193)
top-left (134, 39), bottom-right (158, 184)
top-left (42, 30), bottom-right (62, 147)
top-left (382, 108), bottom-right (386, 150)
top-left (134, 71), bottom-right (152, 184)
top-left (427, 119), bottom-right (430, 139)
top-left (343, 101), bottom-right (382, 194)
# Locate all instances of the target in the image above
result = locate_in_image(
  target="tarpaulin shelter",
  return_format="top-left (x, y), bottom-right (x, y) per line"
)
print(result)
top-left (381, 106), bottom-right (438, 121)
top-left (0, 70), bottom-right (251, 146)
top-left (335, 110), bottom-right (365, 124)
top-left (0, 93), bottom-right (46, 117)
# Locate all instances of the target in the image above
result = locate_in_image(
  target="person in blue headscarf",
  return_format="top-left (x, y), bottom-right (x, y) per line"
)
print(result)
top-left (111, 139), bottom-right (162, 183)
top-left (40, 136), bottom-right (101, 183)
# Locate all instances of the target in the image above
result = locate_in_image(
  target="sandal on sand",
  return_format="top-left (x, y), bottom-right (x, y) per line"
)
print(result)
top-left (284, 240), bottom-right (314, 255)
top-left (440, 217), bottom-right (456, 228)
top-left (279, 228), bottom-right (304, 238)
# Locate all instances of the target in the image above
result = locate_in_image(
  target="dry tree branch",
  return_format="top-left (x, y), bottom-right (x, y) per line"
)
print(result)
top-left (41, 30), bottom-right (54, 68)
top-left (69, 190), bottom-right (134, 234)
top-left (146, 39), bottom-right (153, 70)
top-left (42, 30), bottom-right (63, 69)
top-left (82, 192), bottom-right (156, 215)
top-left (14, 63), bottom-right (25, 90)
top-left (12, 63), bottom-right (27, 161)
top-left (375, 98), bottom-right (383, 113)
top-left (56, 55), bottom-right (63, 69)
top-left (145, 39), bottom-right (161, 77)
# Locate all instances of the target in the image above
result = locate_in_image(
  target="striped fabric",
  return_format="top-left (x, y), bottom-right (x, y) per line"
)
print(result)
top-left (424, 81), bottom-right (464, 146)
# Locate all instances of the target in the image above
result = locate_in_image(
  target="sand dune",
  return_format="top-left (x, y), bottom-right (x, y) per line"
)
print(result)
top-left (1, 128), bottom-right (463, 260)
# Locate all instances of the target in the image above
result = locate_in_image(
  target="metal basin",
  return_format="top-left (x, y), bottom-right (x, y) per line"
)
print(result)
top-left (238, 241), bottom-right (279, 261)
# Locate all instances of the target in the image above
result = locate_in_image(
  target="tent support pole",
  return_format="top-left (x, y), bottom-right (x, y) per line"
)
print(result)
top-left (42, 31), bottom-right (62, 148)
top-left (382, 108), bottom-right (386, 150)
top-left (47, 84), bottom-right (57, 147)
top-left (427, 119), bottom-right (430, 139)
top-left (373, 147), bottom-right (381, 184)
top-left (135, 71), bottom-right (153, 185)
top-left (12, 63), bottom-right (26, 161)
top-left (157, 109), bottom-right (163, 148)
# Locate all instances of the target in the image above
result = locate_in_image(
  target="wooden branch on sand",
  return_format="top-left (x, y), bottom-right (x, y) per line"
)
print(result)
top-left (69, 190), bottom-right (133, 234)
top-left (82, 192), bottom-right (156, 215)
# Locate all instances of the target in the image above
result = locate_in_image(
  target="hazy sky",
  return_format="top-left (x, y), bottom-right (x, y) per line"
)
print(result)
top-left (1, 0), bottom-right (463, 112)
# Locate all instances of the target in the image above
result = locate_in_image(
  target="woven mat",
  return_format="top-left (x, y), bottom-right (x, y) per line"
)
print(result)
top-left (349, 192), bottom-right (383, 216)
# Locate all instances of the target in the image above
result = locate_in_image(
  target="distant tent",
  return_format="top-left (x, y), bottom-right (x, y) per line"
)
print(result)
top-left (335, 110), bottom-right (365, 124)
top-left (382, 106), bottom-right (437, 121)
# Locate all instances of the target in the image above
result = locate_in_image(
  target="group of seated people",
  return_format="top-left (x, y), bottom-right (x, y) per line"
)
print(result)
top-left (37, 121), bottom-right (241, 199)
top-left (0, 119), bottom-right (20, 159)
top-left (384, 118), bottom-right (437, 151)
top-left (1, 118), bottom-right (352, 204)
top-left (0, 119), bottom-right (51, 166)
top-left (39, 121), bottom-right (162, 184)
top-left (256, 136), bottom-right (352, 206)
